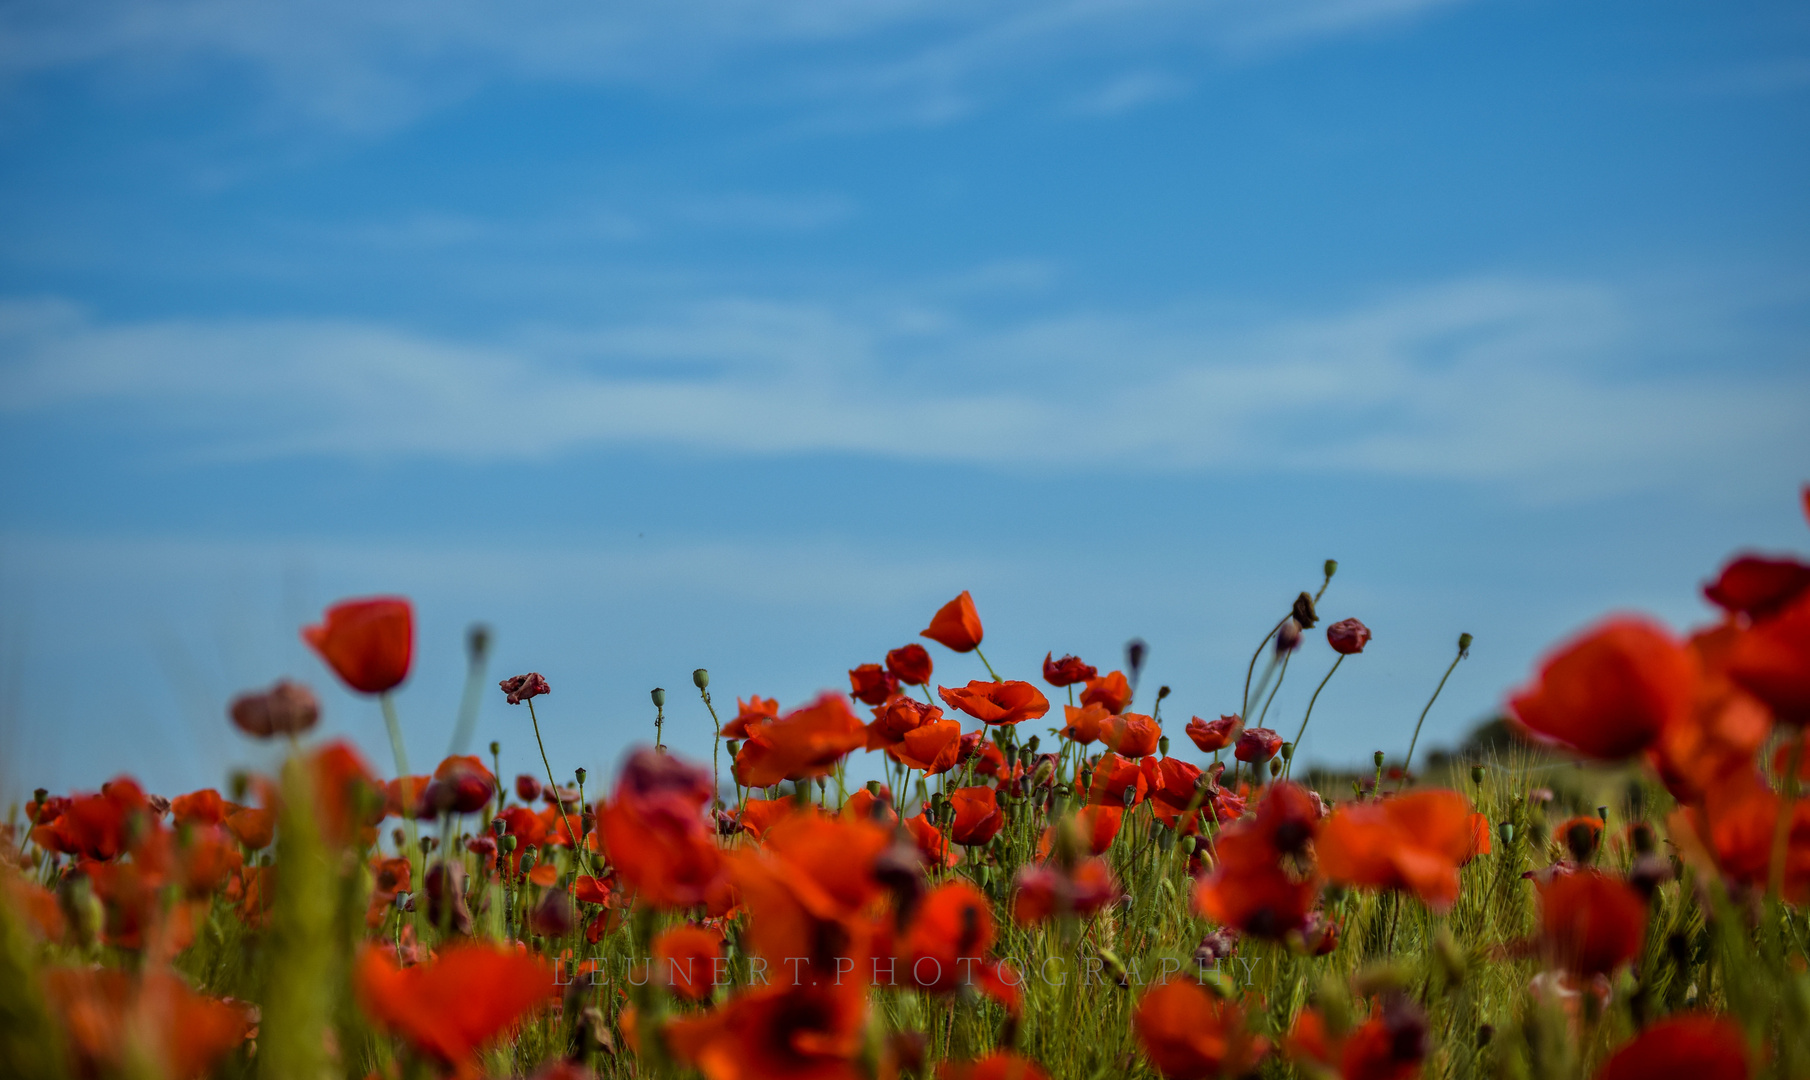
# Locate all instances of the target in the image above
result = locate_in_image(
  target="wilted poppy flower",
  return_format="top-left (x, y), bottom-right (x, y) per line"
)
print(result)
top-left (356, 942), bottom-right (556, 1069)
top-left (42, 967), bottom-right (253, 1080)
top-left (1234, 727), bottom-right (1283, 764)
top-left (921, 591), bottom-right (985, 652)
top-left (1594, 1014), bottom-right (1750, 1080)
top-left (1133, 980), bottom-right (1268, 1080)
top-left (302, 597), bottom-right (413, 695)
top-left (1080, 671), bottom-right (1130, 714)
top-left (1326, 618), bottom-right (1372, 655)
top-left (228, 679), bottom-right (320, 738)
top-left (1185, 715), bottom-right (1241, 754)
top-left (1012, 856), bottom-right (1119, 924)
top-left (949, 786), bottom-right (1005, 846)
top-left (733, 693), bottom-right (869, 788)
top-left (1507, 616), bottom-right (1696, 759)
top-left (720, 695), bottom-right (781, 739)
top-left (938, 1052), bottom-right (1052, 1080)
top-left (1060, 703), bottom-right (1111, 745)
top-left (653, 924), bottom-right (724, 1002)
top-left (1726, 591), bottom-right (1810, 725)
top-left (848, 663), bottom-right (899, 706)
top-left (1102, 713), bottom-right (1161, 757)
top-left (1043, 653), bottom-right (1098, 687)
top-left (665, 981), bottom-right (867, 1080)
top-left (886, 644), bottom-right (934, 686)
top-left (1703, 554), bottom-right (1810, 621)
top-left (1539, 869), bottom-right (1647, 978)
top-left (1316, 788), bottom-right (1478, 910)
top-left (938, 680), bottom-right (1050, 726)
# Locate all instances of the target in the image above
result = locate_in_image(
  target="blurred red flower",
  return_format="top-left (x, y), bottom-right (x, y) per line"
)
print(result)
top-left (356, 942), bottom-right (556, 1069)
top-left (596, 749), bottom-right (726, 909)
top-left (1133, 980), bottom-right (1268, 1080)
top-left (1593, 1014), bottom-right (1750, 1080)
top-left (939, 1052), bottom-right (1052, 1080)
top-left (1102, 713), bottom-right (1161, 758)
top-left (1703, 554), bottom-right (1810, 620)
top-left (1507, 616), bottom-right (1696, 759)
top-left (302, 597), bottom-right (413, 695)
top-left (1316, 788), bottom-right (1477, 910)
top-left (720, 695), bottom-right (781, 739)
top-left (653, 924), bottom-right (725, 1002)
top-left (1726, 591), bottom-right (1810, 725)
top-left (228, 679), bottom-right (320, 738)
top-left (666, 981), bottom-right (867, 1080)
top-left (733, 694), bottom-right (869, 788)
top-left (1539, 869), bottom-right (1647, 978)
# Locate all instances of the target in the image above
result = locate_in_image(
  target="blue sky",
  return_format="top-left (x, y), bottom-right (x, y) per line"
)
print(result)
top-left (1, 0), bottom-right (1807, 800)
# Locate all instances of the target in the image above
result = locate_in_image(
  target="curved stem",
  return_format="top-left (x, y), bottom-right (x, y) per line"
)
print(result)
top-left (1401, 650), bottom-right (1467, 790)
top-left (973, 646), bottom-right (1001, 682)
top-left (1241, 617), bottom-right (1288, 719)
top-left (1770, 728), bottom-right (1805, 899)
top-left (699, 687), bottom-right (723, 807)
top-left (1287, 655), bottom-right (1345, 780)
top-left (527, 699), bottom-right (590, 876)
top-left (1256, 652), bottom-right (1292, 730)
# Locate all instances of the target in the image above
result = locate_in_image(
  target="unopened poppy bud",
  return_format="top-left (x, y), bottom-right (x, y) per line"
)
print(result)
top-left (467, 623), bottom-right (491, 660)
top-left (521, 848), bottom-right (538, 870)
top-left (1158, 735), bottom-right (1171, 757)
top-left (1373, 750), bottom-right (1385, 769)
top-left (1122, 784), bottom-right (1136, 808)
top-left (501, 835), bottom-right (517, 853)
top-left (1181, 835), bottom-right (1196, 854)
top-left (488, 740), bottom-right (500, 756)
top-left (1032, 758), bottom-right (1055, 789)
top-left (419, 836), bottom-right (437, 855)
top-left (651, 687), bottom-right (666, 708)
top-left (1275, 618), bottom-right (1303, 656)
top-left (1281, 741), bottom-right (1294, 762)
top-left (1292, 592), bottom-right (1319, 629)
top-left (693, 668), bottom-right (710, 689)
top-left (726, 739), bottom-right (740, 757)
top-left (1025, 734), bottom-right (1040, 754)
top-left (1457, 632), bottom-right (1473, 658)
top-left (1324, 559), bottom-right (1338, 581)
top-left (1471, 764), bottom-right (1485, 786)
top-left (1268, 759), bottom-right (1282, 778)
top-left (33, 787), bottom-right (48, 804)
top-left (574, 767), bottom-right (587, 785)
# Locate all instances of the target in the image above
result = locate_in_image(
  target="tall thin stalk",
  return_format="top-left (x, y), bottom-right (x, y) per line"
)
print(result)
top-left (1401, 633), bottom-right (1472, 789)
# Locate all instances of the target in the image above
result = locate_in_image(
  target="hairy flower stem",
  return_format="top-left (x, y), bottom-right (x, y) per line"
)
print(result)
top-left (526, 698), bottom-right (590, 876)
top-left (1769, 727), bottom-right (1805, 899)
top-left (1401, 648), bottom-right (1469, 790)
top-left (974, 646), bottom-right (1001, 682)
top-left (1286, 655), bottom-right (1345, 780)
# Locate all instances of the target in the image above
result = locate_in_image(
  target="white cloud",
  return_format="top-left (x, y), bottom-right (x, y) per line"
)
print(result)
top-left (0, 0), bottom-right (1474, 131)
top-left (3, 274), bottom-right (1806, 499)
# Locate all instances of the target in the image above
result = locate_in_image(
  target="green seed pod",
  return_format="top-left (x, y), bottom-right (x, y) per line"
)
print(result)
top-left (1281, 741), bottom-right (1295, 762)
top-left (1158, 735), bottom-right (1171, 757)
top-left (1458, 632), bottom-right (1473, 657)
top-left (1324, 559), bottom-right (1338, 581)
top-left (693, 668), bottom-right (710, 689)
top-left (1373, 750), bottom-right (1385, 769)
top-left (574, 767), bottom-right (587, 785)
top-left (651, 687), bottom-right (666, 708)
top-left (488, 740), bottom-right (500, 756)
top-left (1471, 764), bottom-right (1485, 786)
top-left (1498, 822), bottom-right (1515, 846)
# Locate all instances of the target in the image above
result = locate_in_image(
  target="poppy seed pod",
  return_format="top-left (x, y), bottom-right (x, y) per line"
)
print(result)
top-left (693, 668), bottom-right (709, 689)
top-left (1458, 632), bottom-right (1473, 657)
top-left (1324, 559), bottom-right (1338, 581)
top-left (650, 687), bottom-right (666, 708)
top-left (573, 768), bottom-right (586, 785)
top-left (1292, 592), bottom-right (1319, 629)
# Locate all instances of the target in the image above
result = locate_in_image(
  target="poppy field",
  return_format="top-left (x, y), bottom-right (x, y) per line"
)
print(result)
top-left (4, 491), bottom-right (1810, 1080)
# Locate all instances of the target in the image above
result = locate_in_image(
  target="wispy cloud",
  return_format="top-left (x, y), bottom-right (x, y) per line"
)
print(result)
top-left (0, 0), bottom-right (1476, 131)
top-left (4, 273), bottom-right (1805, 498)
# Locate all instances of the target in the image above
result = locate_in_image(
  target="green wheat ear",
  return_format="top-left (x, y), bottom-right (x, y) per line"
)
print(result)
top-left (260, 755), bottom-right (336, 1080)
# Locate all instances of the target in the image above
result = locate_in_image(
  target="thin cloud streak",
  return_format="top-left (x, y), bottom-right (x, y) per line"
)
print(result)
top-left (3, 275), bottom-right (1806, 498)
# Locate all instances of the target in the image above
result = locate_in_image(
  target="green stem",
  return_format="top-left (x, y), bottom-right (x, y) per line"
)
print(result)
top-left (380, 693), bottom-right (410, 778)
top-left (1401, 649), bottom-right (1468, 790)
top-left (1256, 651), bottom-right (1292, 730)
top-left (1286, 654), bottom-right (1345, 780)
top-left (974, 646), bottom-right (1001, 682)
top-left (1770, 728), bottom-right (1805, 900)
top-left (527, 699), bottom-right (591, 876)
top-left (1240, 616), bottom-right (1288, 719)
top-left (699, 687), bottom-right (723, 807)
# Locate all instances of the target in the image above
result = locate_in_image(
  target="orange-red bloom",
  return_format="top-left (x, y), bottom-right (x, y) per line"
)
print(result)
top-left (721, 695), bottom-right (780, 739)
top-left (1538, 869), bottom-right (1647, 978)
top-left (1132, 980), bottom-right (1268, 1079)
top-left (921, 591), bottom-right (984, 652)
top-left (1726, 591), bottom-right (1810, 725)
top-left (938, 680), bottom-right (1050, 726)
top-left (302, 596), bottom-right (414, 695)
top-left (1185, 715), bottom-right (1240, 753)
top-left (734, 693), bottom-right (869, 788)
top-left (1086, 753), bottom-right (1149, 808)
top-left (1593, 1014), bottom-right (1750, 1080)
top-left (170, 788), bottom-right (228, 826)
top-left (653, 924), bottom-right (726, 1001)
top-left (1060, 702), bottom-right (1110, 745)
top-left (732, 814), bottom-right (889, 980)
top-left (905, 811), bottom-right (960, 868)
top-left (1507, 616), bottom-right (1696, 759)
top-left (597, 749), bottom-right (727, 909)
top-left (1316, 789), bottom-right (1477, 910)
top-left (894, 718), bottom-right (965, 775)
top-left (666, 981), bottom-right (867, 1080)
top-left (848, 663), bottom-right (899, 706)
top-left (356, 942), bottom-right (556, 1070)
top-left (899, 881), bottom-right (1016, 1010)
top-left (1102, 713), bottom-right (1161, 757)
top-left (43, 967), bottom-right (253, 1080)
top-left (1012, 856), bottom-right (1118, 924)
top-left (886, 644), bottom-right (934, 686)
top-left (1703, 554), bottom-right (1810, 621)
top-left (1286, 997), bottom-right (1428, 1080)
top-left (1080, 671), bottom-right (1130, 714)
top-left (949, 786), bottom-right (1005, 846)
top-left (1042, 653), bottom-right (1097, 687)
top-left (1195, 784), bottom-right (1321, 939)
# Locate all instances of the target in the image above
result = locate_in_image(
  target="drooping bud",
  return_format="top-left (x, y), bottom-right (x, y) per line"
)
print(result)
top-left (1268, 759), bottom-right (1282, 778)
top-left (693, 668), bottom-right (710, 689)
top-left (1292, 592), bottom-right (1319, 629)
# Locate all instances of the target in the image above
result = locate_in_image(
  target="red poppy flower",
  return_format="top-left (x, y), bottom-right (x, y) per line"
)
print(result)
top-left (1594, 1014), bottom-right (1750, 1080)
top-left (356, 942), bottom-right (556, 1069)
top-left (224, 805), bottom-right (275, 850)
top-left (886, 644), bottom-right (934, 687)
top-left (841, 785), bottom-right (897, 826)
top-left (1102, 713), bottom-right (1161, 758)
top-left (1234, 727), bottom-right (1283, 763)
top-left (1012, 856), bottom-right (1119, 923)
top-left (1539, 869), bottom-right (1647, 977)
top-left (848, 663), bottom-right (899, 706)
top-left (1326, 617), bottom-right (1372, 655)
top-left (893, 718), bottom-right (965, 775)
top-left (1146, 757), bottom-right (1206, 830)
top-left (733, 797), bottom-right (795, 837)
top-left (949, 786), bottom-right (1005, 846)
top-left (1287, 996), bottom-right (1427, 1080)
top-left (513, 774), bottom-right (542, 803)
top-left (302, 597), bottom-right (413, 695)
top-left (867, 696), bottom-right (939, 751)
top-left (1042, 653), bottom-right (1098, 687)
top-left (498, 672), bottom-right (549, 705)
top-left (733, 693), bottom-right (869, 788)
top-left (1086, 753), bottom-right (1149, 808)
top-left (721, 695), bottom-right (781, 739)
top-left (938, 680), bottom-right (1050, 726)
top-left (42, 968), bottom-right (253, 1080)
top-left (1726, 591), bottom-right (1810, 725)
top-left (905, 812), bottom-right (960, 868)
top-left (228, 679), bottom-right (320, 738)
top-left (596, 749), bottom-right (727, 909)
top-left (653, 924), bottom-right (725, 1002)
top-left (170, 788), bottom-right (228, 826)
top-left (732, 815), bottom-right (889, 982)
top-left (569, 873), bottom-right (614, 906)
top-left (1553, 814), bottom-right (1604, 861)
top-left (1132, 980), bottom-right (1268, 1080)
top-left (665, 981), bottom-right (867, 1080)
top-left (1195, 787), bottom-right (1321, 939)
top-left (424, 755), bottom-right (497, 816)
top-left (1507, 616), bottom-right (1696, 759)
top-left (1315, 788), bottom-right (1477, 910)
top-left (1672, 768), bottom-right (1810, 900)
top-left (900, 881), bottom-right (1015, 1009)
top-left (921, 591), bottom-right (984, 652)
top-left (1185, 715), bottom-right (1241, 754)
top-left (1703, 554), bottom-right (1810, 621)
top-left (1648, 630), bottom-right (1771, 801)
top-left (939, 1052), bottom-right (1052, 1080)
top-left (1060, 703), bottom-right (1110, 745)
top-left (1080, 671), bottom-right (1130, 714)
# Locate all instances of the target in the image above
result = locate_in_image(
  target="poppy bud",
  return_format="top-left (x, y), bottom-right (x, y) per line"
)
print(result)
top-left (726, 739), bottom-right (740, 758)
top-left (501, 834), bottom-right (517, 853)
top-left (1326, 617), bottom-right (1372, 656)
top-left (1158, 735), bottom-right (1171, 757)
top-left (1122, 784), bottom-right (1137, 808)
top-left (1458, 632), bottom-right (1473, 658)
top-left (32, 787), bottom-right (47, 805)
top-left (1157, 685), bottom-right (1171, 702)
top-left (1275, 618), bottom-right (1303, 656)
top-left (1470, 764), bottom-right (1485, 786)
top-left (488, 740), bottom-right (500, 756)
top-left (1280, 741), bottom-right (1294, 762)
top-left (1292, 592), bottom-right (1319, 629)
top-left (651, 687), bottom-right (666, 708)
top-left (515, 774), bottom-right (542, 802)
top-left (693, 668), bottom-right (710, 689)
top-left (1181, 835), bottom-right (1196, 854)
top-left (467, 623), bottom-right (491, 660)
top-left (574, 767), bottom-right (587, 785)
top-left (499, 672), bottom-right (550, 705)
top-left (1373, 750), bottom-right (1385, 769)
top-left (1324, 559), bottom-right (1338, 581)
top-left (1268, 759), bottom-right (1282, 778)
